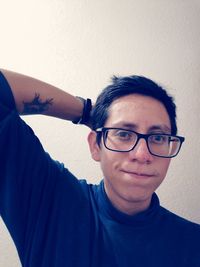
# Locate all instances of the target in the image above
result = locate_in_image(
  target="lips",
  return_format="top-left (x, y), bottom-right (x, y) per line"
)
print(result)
top-left (121, 170), bottom-right (154, 178)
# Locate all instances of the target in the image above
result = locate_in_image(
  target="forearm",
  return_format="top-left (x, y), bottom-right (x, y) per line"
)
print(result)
top-left (0, 69), bottom-right (84, 122)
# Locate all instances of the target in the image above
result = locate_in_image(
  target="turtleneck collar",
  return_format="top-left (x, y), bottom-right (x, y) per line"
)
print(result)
top-left (95, 180), bottom-right (161, 227)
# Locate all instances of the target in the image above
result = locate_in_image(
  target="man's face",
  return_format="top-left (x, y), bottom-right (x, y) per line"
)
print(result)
top-left (88, 94), bottom-right (172, 214)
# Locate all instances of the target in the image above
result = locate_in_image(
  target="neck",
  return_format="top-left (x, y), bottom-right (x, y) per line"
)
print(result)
top-left (104, 182), bottom-right (152, 216)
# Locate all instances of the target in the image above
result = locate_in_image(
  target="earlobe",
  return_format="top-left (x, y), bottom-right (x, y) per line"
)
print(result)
top-left (87, 131), bottom-right (101, 162)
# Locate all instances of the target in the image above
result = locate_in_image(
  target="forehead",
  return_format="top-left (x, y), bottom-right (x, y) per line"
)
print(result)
top-left (106, 94), bottom-right (171, 131)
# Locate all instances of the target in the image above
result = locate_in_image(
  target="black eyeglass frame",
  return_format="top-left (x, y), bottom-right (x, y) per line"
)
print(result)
top-left (95, 127), bottom-right (185, 158)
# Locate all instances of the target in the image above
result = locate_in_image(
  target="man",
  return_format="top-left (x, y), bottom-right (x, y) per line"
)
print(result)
top-left (0, 69), bottom-right (199, 267)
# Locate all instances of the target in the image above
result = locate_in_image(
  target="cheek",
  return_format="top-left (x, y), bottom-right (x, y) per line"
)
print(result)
top-left (158, 159), bottom-right (171, 178)
top-left (99, 150), bottom-right (122, 176)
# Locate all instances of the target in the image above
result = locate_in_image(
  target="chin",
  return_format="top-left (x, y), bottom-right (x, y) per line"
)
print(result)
top-left (120, 184), bottom-right (155, 201)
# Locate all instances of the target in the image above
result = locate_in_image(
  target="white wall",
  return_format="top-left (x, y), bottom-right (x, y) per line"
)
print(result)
top-left (0, 0), bottom-right (200, 266)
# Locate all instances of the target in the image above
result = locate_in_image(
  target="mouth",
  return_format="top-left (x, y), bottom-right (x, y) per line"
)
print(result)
top-left (121, 170), bottom-right (154, 179)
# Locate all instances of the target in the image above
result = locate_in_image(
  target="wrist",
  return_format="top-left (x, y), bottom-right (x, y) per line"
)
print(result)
top-left (72, 97), bottom-right (92, 125)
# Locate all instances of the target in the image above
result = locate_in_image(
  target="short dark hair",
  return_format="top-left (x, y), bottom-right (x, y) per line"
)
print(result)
top-left (91, 75), bottom-right (177, 135)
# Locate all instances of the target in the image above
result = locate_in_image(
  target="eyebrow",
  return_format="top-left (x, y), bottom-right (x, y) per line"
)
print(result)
top-left (110, 122), bottom-right (171, 133)
top-left (148, 125), bottom-right (171, 133)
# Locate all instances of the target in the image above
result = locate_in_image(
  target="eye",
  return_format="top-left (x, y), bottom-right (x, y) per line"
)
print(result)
top-left (149, 135), bottom-right (168, 144)
top-left (114, 130), bottom-right (134, 141)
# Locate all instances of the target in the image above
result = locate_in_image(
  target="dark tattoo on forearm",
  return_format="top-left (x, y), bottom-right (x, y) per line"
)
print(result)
top-left (22, 93), bottom-right (53, 114)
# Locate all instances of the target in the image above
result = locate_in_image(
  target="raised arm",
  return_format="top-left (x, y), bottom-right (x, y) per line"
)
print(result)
top-left (0, 69), bottom-right (85, 123)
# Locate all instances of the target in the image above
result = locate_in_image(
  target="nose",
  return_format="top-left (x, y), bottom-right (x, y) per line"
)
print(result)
top-left (128, 138), bottom-right (154, 163)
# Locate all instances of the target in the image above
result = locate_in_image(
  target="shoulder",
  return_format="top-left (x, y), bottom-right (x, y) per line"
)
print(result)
top-left (160, 206), bottom-right (200, 235)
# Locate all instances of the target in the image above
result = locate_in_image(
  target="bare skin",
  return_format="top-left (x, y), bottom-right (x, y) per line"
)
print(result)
top-left (1, 69), bottom-right (84, 122)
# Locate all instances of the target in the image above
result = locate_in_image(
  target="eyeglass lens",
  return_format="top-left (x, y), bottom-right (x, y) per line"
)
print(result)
top-left (104, 128), bottom-right (181, 157)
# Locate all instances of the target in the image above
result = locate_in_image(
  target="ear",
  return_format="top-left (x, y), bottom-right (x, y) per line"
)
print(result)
top-left (87, 131), bottom-right (101, 162)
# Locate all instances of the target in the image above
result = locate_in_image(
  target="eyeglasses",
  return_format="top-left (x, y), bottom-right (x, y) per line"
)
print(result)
top-left (96, 127), bottom-right (185, 158)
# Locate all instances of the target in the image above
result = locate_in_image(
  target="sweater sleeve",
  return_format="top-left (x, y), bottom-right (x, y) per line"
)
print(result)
top-left (0, 72), bottom-right (84, 264)
top-left (0, 71), bottom-right (16, 111)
